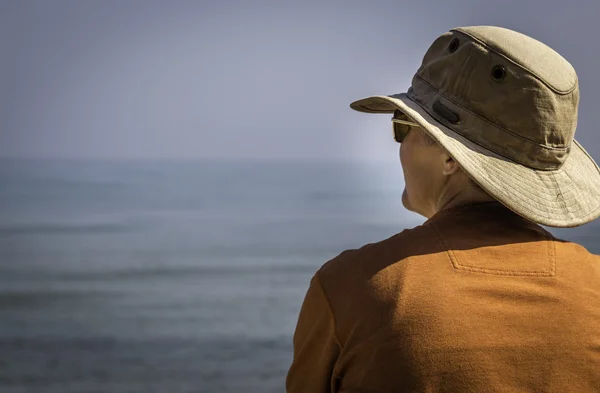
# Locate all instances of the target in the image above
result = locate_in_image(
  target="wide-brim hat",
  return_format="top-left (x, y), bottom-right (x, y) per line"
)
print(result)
top-left (351, 26), bottom-right (600, 228)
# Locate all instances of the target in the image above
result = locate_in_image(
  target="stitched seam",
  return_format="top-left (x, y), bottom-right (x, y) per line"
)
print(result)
top-left (542, 223), bottom-right (557, 276)
top-left (428, 217), bottom-right (555, 277)
top-left (449, 266), bottom-right (554, 276)
top-left (414, 75), bottom-right (572, 151)
top-left (428, 221), bottom-right (460, 269)
top-left (560, 162), bottom-right (589, 215)
top-left (450, 247), bottom-right (555, 274)
top-left (550, 171), bottom-right (568, 210)
top-left (314, 272), bottom-right (343, 350)
top-left (457, 230), bottom-right (556, 276)
top-left (457, 45), bottom-right (476, 98)
top-left (551, 236), bottom-right (557, 276)
top-left (451, 28), bottom-right (578, 95)
top-left (574, 140), bottom-right (600, 175)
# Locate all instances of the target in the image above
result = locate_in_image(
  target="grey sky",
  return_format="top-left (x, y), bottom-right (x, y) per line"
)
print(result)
top-left (1, 0), bottom-right (599, 162)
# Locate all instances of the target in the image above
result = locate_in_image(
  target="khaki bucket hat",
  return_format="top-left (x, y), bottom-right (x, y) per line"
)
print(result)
top-left (350, 25), bottom-right (600, 228)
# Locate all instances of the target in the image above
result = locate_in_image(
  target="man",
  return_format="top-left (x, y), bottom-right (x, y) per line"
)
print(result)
top-left (286, 26), bottom-right (600, 392)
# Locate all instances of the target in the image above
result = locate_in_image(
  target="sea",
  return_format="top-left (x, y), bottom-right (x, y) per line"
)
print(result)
top-left (0, 158), bottom-right (598, 393)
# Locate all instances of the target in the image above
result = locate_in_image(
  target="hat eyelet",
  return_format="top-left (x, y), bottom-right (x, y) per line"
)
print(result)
top-left (448, 38), bottom-right (460, 53)
top-left (491, 65), bottom-right (506, 81)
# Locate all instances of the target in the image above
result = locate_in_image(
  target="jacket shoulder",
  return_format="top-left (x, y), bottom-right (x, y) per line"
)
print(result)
top-left (317, 222), bottom-right (441, 283)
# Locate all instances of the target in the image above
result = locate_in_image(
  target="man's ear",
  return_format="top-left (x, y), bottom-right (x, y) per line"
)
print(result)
top-left (442, 153), bottom-right (460, 176)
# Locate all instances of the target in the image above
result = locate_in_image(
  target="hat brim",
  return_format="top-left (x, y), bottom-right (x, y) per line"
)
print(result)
top-left (350, 93), bottom-right (600, 228)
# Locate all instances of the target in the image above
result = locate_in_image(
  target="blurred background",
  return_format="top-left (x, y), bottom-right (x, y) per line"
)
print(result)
top-left (1, 1), bottom-right (599, 392)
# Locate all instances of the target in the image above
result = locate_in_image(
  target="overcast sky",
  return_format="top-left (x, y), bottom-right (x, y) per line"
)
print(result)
top-left (1, 0), bottom-right (599, 162)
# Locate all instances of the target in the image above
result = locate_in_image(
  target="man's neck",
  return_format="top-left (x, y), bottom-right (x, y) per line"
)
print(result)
top-left (432, 185), bottom-right (497, 218)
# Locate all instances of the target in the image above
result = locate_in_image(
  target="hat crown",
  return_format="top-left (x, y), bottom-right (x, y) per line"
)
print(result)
top-left (409, 25), bottom-right (579, 170)
top-left (455, 26), bottom-right (577, 92)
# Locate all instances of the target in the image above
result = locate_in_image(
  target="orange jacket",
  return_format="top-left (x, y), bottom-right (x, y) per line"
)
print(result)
top-left (286, 201), bottom-right (600, 392)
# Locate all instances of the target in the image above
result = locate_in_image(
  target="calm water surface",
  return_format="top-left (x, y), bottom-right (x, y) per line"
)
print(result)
top-left (0, 158), bottom-right (597, 392)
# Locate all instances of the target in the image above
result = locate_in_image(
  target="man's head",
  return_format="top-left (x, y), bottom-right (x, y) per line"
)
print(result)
top-left (350, 26), bottom-right (600, 227)
top-left (397, 122), bottom-right (495, 218)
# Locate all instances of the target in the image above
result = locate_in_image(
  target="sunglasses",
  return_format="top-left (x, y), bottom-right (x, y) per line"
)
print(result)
top-left (391, 110), bottom-right (420, 143)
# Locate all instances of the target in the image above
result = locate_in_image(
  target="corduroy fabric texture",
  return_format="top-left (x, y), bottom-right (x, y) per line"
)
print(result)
top-left (286, 202), bottom-right (600, 392)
